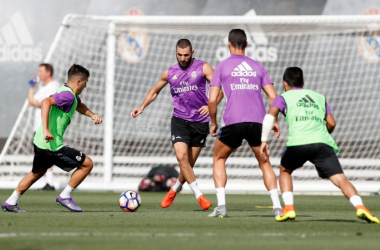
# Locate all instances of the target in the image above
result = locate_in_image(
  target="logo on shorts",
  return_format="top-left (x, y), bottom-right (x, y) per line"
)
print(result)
top-left (191, 71), bottom-right (197, 78)
top-left (297, 95), bottom-right (319, 109)
top-left (356, 6), bottom-right (380, 63)
top-left (76, 152), bottom-right (82, 162)
top-left (172, 135), bottom-right (175, 141)
top-left (200, 139), bottom-right (205, 144)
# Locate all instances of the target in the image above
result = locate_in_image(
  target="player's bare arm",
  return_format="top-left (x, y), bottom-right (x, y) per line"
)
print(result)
top-left (260, 106), bottom-right (280, 160)
top-left (41, 96), bottom-right (56, 142)
top-left (262, 84), bottom-right (280, 137)
top-left (76, 102), bottom-right (102, 124)
top-left (199, 63), bottom-right (223, 117)
top-left (130, 69), bottom-right (169, 118)
top-left (325, 114), bottom-right (336, 134)
top-left (208, 86), bottom-right (220, 137)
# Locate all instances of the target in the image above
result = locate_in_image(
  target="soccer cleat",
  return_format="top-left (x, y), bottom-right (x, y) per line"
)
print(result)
top-left (56, 196), bottom-right (82, 212)
top-left (356, 205), bottom-right (380, 224)
top-left (276, 205), bottom-right (296, 222)
top-left (273, 207), bottom-right (283, 217)
top-left (208, 205), bottom-right (227, 218)
top-left (197, 195), bottom-right (212, 210)
top-left (39, 184), bottom-right (55, 191)
top-left (161, 189), bottom-right (178, 208)
top-left (1, 202), bottom-right (26, 213)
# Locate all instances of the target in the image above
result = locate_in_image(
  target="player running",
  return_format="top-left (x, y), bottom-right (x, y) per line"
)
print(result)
top-left (208, 29), bottom-right (282, 218)
top-left (130, 39), bottom-right (223, 210)
top-left (2, 64), bottom-right (102, 213)
top-left (260, 67), bottom-right (379, 223)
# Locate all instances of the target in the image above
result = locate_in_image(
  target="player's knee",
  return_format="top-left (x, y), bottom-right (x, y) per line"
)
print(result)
top-left (176, 152), bottom-right (189, 165)
top-left (82, 156), bottom-right (94, 172)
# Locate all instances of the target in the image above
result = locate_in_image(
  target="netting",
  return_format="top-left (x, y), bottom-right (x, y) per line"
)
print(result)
top-left (1, 16), bottom-right (380, 192)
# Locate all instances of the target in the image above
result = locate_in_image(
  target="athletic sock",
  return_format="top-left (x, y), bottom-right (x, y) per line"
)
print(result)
top-left (282, 192), bottom-right (294, 206)
top-left (349, 195), bottom-right (364, 208)
top-left (46, 170), bottom-right (54, 187)
top-left (189, 181), bottom-right (202, 199)
top-left (60, 185), bottom-right (74, 199)
top-left (5, 190), bottom-right (21, 205)
top-left (172, 179), bottom-right (183, 192)
top-left (216, 187), bottom-right (226, 206)
top-left (269, 189), bottom-right (282, 209)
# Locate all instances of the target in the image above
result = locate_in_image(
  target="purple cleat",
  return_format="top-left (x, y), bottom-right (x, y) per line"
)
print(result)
top-left (2, 202), bottom-right (26, 213)
top-left (56, 196), bottom-right (82, 212)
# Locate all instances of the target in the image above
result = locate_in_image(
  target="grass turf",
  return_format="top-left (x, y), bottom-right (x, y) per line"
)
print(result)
top-left (0, 190), bottom-right (379, 250)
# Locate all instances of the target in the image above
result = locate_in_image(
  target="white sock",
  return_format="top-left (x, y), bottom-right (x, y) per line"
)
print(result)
top-left (282, 191), bottom-right (294, 206)
top-left (172, 179), bottom-right (183, 192)
top-left (46, 170), bottom-right (54, 186)
top-left (269, 189), bottom-right (282, 209)
top-left (216, 187), bottom-right (226, 206)
top-left (349, 195), bottom-right (363, 207)
top-left (6, 190), bottom-right (22, 205)
top-left (60, 185), bottom-right (74, 199)
top-left (189, 181), bottom-right (202, 199)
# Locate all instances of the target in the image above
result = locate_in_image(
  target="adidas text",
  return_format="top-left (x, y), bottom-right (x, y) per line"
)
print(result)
top-left (0, 45), bottom-right (42, 62)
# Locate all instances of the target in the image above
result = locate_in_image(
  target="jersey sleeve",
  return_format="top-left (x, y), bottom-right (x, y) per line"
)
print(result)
top-left (210, 63), bottom-right (222, 87)
top-left (325, 101), bottom-right (332, 115)
top-left (261, 65), bottom-right (273, 87)
top-left (51, 91), bottom-right (76, 113)
top-left (271, 96), bottom-right (287, 114)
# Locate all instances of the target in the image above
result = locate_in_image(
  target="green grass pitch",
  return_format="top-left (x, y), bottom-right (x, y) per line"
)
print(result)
top-left (0, 190), bottom-right (379, 250)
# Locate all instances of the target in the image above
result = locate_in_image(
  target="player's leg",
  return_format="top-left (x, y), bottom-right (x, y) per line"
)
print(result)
top-left (54, 147), bottom-right (92, 212)
top-left (251, 145), bottom-right (282, 215)
top-left (208, 138), bottom-right (234, 217)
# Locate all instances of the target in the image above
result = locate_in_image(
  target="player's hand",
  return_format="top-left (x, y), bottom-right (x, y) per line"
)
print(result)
top-left (130, 108), bottom-right (143, 118)
top-left (272, 122), bottom-right (280, 139)
top-left (43, 129), bottom-right (54, 143)
top-left (210, 123), bottom-right (218, 137)
top-left (198, 105), bottom-right (209, 116)
top-left (260, 141), bottom-right (270, 160)
top-left (91, 114), bottom-right (102, 124)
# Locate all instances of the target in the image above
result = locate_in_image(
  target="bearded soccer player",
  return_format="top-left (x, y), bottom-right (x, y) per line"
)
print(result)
top-left (2, 64), bottom-right (102, 213)
top-left (130, 39), bottom-right (223, 210)
top-left (208, 29), bottom-right (282, 218)
top-left (260, 67), bottom-right (379, 223)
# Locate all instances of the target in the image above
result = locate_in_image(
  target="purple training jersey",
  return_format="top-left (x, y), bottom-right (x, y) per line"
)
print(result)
top-left (271, 88), bottom-right (332, 115)
top-left (168, 59), bottom-right (210, 122)
top-left (210, 54), bottom-right (272, 127)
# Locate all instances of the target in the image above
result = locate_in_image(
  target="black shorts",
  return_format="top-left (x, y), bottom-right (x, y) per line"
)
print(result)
top-left (281, 143), bottom-right (343, 179)
top-left (217, 122), bottom-right (262, 148)
top-left (171, 116), bottom-right (209, 147)
top-left (32, 144), bottom-right (86, 173)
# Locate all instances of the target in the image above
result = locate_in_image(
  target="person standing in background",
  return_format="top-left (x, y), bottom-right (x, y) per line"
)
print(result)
top-left (28, 63), bottom-right (60, 190)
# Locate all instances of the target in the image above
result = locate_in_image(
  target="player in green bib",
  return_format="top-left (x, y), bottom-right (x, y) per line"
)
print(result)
top-left (2, 64), bottom-right (102, 213)
top-left (260, 67), bottom-right (379, 223)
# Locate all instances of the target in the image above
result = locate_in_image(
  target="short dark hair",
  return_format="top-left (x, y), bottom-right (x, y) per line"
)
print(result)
top-left (228, 29), bottom-right (247, 50)
top-left (283, 67), bottom-right (304, 87)
top-left (176, 38), bottom-right (192, 50)
top-left (68, 64), bottom-right (90, 81)
top-left (39, 63), bottom-right (54, 77)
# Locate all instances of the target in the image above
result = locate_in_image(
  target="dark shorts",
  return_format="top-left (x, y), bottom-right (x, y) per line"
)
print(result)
top-left (217, 122), bottom-right (262, 148)
top-left (171, 116), bottom-right (209, 147)
top-left (32, 144), bottom-right (86, 173)
top-left (281, 143), bottom-right (343, 179)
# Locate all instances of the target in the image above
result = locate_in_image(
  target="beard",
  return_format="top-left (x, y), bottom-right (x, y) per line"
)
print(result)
top-left (177, 57), bottom-right (193, 69)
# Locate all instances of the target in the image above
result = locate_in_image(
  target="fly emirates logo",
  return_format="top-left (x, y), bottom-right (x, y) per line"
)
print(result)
top-left (173, 81), bottom-right (198, 93)
top-left (231, 78), bottom-right (259, 91)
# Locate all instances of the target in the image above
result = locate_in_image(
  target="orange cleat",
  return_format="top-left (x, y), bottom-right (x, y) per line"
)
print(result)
top-left (197, 195), bottom-right (212, 210)
top-left (276, 205), bottom-right (296, 222)
top-left (355, 205), bottom-right (379, 224)
top-left (161, 189), bottom-right (178, 208)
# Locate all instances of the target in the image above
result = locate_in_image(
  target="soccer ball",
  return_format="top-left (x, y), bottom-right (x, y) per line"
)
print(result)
top-left (119, 190), bottom-right (141, 212)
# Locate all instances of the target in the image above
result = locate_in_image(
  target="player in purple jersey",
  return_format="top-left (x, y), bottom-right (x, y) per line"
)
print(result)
top-left (208, 29), bottom-right (281, 218)
top-left (130, 39), bottom-right (223, 210)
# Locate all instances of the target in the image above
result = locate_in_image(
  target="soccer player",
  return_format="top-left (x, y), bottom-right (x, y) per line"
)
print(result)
top-left (2, 64), bottom-right (102, 213)
top-left (130, 39), bottom-right (223, 210)
top-left (28, 63), bottom-right (60, 190)
top-left (208, 29), bottom-right (282, 218)
top-left (260, 67), bottom-right (379, 223)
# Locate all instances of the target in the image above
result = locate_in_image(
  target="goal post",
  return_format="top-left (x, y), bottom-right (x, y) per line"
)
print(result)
top-left (1, 15), bottom-right (380, 192)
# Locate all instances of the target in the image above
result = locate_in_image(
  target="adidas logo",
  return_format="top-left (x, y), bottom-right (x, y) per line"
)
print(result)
top-left (172, 75), bottom-right (177, 80)
top-left (297, 95), bottom-right (319, 109)
top-left (0, 11), bottom-right (43, 62)
top-left (231, 61), bottom-right (257, 77)
top-left (215, 9), bottom-right (278, 62)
